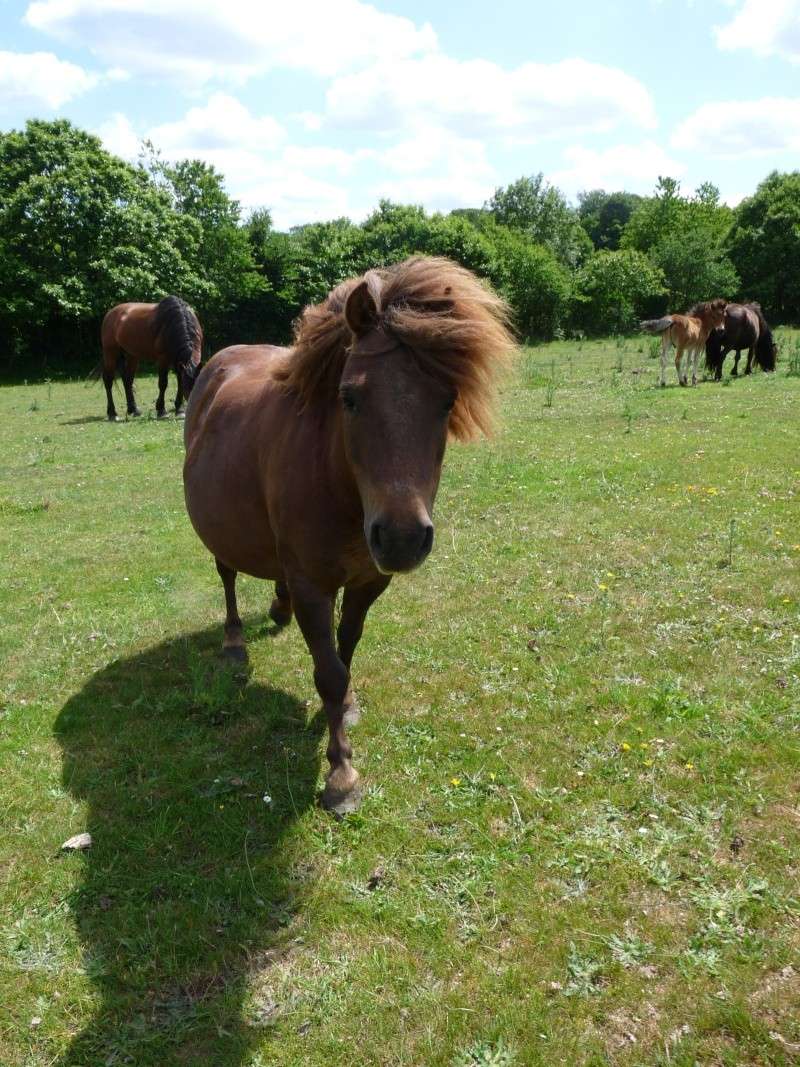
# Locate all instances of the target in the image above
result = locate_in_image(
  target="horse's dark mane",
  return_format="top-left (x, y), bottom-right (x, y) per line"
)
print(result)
top-left (276, 257), bottom-right (516, 441)
top-left (153, 296), bottom-right (201, 370)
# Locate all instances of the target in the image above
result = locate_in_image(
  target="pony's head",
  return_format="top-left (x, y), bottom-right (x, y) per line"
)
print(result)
top-left (283, 257), bottom-right (515, 575)
top-left (704, 327), bottom-right (725, 374)
top-left (154, 295), bottom-right (203, 395)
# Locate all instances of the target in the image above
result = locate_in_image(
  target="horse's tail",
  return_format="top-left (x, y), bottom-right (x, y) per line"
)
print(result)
top-left (154, 295), bottom-right (203, 391)
top-left (640, 316), bottom-right (673, 335)
top-left (748, 303), bottom-right (777, 371)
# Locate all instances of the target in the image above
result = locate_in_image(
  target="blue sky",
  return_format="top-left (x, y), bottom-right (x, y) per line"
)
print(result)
top-left (2, 0), bottom-right (799, 227)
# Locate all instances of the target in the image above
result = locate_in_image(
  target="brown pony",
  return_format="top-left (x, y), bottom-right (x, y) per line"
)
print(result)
top-left (641, 299), bottom-right (727, 387)
top-left (100, 296), bottom-right (203, 420)
top-left (704, 302), bottom-right (777, 380)
top-left (183, 257), bottom-right (515, 814)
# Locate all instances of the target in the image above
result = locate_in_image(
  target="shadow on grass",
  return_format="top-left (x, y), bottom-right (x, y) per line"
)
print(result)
top-left (54, 625), bottom-right (325, 1067)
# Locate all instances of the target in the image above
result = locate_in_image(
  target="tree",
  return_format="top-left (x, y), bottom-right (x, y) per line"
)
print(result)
top-left (572, 250), bottom-right (666, 335)
top-left (150, 156), bottom-right (265, 339)
top-left (486, 223), bottom-right (572, 340)
top-left (649, 232), bottom-right (738, 312)
top-left (487, 174), bottom-right (592, 268)
top-left (727, 171), bottom-right (800, 320)
top-left (0, 119), bottom-right (205, 362)
top-left (577, 189), bottom-right (642, 251)
top-left (620, 176), bottom-right (684, 253)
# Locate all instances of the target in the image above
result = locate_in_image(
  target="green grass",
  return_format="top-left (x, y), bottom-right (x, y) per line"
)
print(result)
top-left (1, 336), bottom-right (799, 1066)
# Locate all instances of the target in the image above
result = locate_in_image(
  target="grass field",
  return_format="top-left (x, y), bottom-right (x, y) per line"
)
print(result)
top-left (1, 334), bottom-right (799, 1067)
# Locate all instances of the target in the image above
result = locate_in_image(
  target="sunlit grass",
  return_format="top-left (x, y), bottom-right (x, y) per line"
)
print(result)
top-left (1, 336), bottom-right (799, 1066)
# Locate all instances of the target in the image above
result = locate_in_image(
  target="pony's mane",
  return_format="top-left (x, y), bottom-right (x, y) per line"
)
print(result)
top-left (276, 257), bottom-right (516, 440)
top-left (687, 298), bottom-right (726, 319)
top-left (154, 295), bottom-right (202, 369)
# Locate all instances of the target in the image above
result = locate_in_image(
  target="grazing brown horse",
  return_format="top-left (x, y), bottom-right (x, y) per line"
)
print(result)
top-left (184, 257), bottom-right (515, 814)
top-left (704, 302), bottom-right (777, 380)
top-left (100, 296), bottom-right (203, 420)
top-left (641, 299), bottom-right (727, 387)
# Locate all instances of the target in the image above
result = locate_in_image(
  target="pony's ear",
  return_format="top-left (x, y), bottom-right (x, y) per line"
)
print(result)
top-left (345, 274), bottom-right (382, 337)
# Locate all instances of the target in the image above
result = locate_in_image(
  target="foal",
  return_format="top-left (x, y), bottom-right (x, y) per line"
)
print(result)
top-left (641, 299), bottom-right (727, 387)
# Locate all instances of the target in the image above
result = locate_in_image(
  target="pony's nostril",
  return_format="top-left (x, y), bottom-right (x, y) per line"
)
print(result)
top-left (420, 524), bottom-right (434, 556)
top-left (370, 522), bottom-right (384, 551)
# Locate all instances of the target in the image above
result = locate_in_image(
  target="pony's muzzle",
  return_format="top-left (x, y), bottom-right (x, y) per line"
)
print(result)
top-left (368, 517), bottom-right (434, 573)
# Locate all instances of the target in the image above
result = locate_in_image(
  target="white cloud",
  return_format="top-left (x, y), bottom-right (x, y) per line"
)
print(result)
top-left (324, 55), bottom-right (656, 138)
top-left (373, 127), bottom-right (498, 212)
top-left (0, 50), bottom-right (96, 109)
top-left (24, 0), bottom-right (437, 85)
top-left (96, 96), bottom-right (360, 226)
top-left (672, 97), bottom-right (800, 155)
top-left (549, 141), bottom-right (686, 197)
top-left (148, 93), bottom-right (285, 154)
top-left (715, 0), bottom-right (800, 62)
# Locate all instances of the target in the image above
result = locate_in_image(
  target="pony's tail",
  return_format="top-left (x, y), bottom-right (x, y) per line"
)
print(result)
top-left (85, 362), bottom-right (103, 383)
top-left (640, 316), bottom-right (673, 334)
top-left (749, 303), bottom-right (776, 371)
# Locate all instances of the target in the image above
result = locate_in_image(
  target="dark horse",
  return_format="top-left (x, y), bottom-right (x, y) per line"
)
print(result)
top-left (704, 302), bottom-right (777, 380)
top-left (99, 296), bottom-right (203, 420)
top-left (184, 257), bottom-right (515, 814)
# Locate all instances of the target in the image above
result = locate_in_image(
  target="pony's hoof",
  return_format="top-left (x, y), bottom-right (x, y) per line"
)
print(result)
top-left (659, 382), bottom-right (666, 389)
top-left (268, 599), bottom-right (292, 628)
top-left (107, 414), bottom-right (120, 422)
top-left (679, 379), bottom-right (687, 387)
top-left (175, 411), bottom-right (185, 420)
top-left (321, 780), bottom-right (362, 816)
top-left (156, 410), bottom-right (168, 420)
top-left (222, 644), bottom-right (248, 665)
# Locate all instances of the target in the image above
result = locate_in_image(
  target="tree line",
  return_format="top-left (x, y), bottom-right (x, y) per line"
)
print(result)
top-left (1, 118), bottom-right (799, 370)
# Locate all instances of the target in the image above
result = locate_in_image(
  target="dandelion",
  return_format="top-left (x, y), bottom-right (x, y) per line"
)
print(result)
top-left (643, 759), bottom-right (654, 767)
top-left (782, 597), bottom-right (791, 604)
top-left (774, 529), bottom-right (783, 536)
top-left (598, 583), bottom-right (608, 592)
top-left (639, 741), bottom-right (650, 749)
top-left (684, 762), bottom-right (695, 770)
top-left (621, 742), bottom-right (631, 752)
top-left (605, 571), bottom-right (615, 578)
top-left (450, 777), bottom-right (461, 787)
top-left (706, 487), bottom-right (718, 496)
top-left (489, 772), bottom-right (496, 781)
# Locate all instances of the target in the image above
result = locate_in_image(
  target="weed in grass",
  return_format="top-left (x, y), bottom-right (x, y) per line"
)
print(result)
top-left (453, 1038), bottom-right (517, 1067)
top-left (564, 942), bottom-right (604, 997)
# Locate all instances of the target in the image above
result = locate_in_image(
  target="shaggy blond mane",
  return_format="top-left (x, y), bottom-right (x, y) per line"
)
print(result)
top-left (276, 257), bottom-right (516, 440)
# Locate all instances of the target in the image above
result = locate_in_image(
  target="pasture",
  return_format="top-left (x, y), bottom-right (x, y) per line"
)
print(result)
top-left (1, 334), bottom-right (799, 1066)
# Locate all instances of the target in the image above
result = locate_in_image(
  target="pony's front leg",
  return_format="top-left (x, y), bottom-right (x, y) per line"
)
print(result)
top-left (675, 346), bottom-right (687, 386)
top-left (690, 346), bottom-right (699, 386)
top-left (174, 368), bottom-right (185, 418)
top-left (731, 351), bottom-right (740, 376)
top-left (337, 575), bottom-right (391, 726)
top-left (289, 573), bottom-right (360, 814)
top-left (745, 347), bottom-right (754, 375)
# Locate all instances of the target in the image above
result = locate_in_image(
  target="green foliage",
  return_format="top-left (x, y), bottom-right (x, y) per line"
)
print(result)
top-left (727, 170), bottom-right (800, 320)
top-left (487, 173), bottom-right (592, 268)
top-left (577, 188), bottom-right (643, 251)
top-left (0, 119), bottom-right (206, 358)
top-left (487, 223), bottom-right (572, 340)
top-left (621, 177), bottom-right (738, 309)
top-left (572, 249), bottom-right (666, 334)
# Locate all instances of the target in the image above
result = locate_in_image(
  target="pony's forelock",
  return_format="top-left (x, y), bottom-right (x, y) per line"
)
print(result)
top-left (277, 257), bottom-right (517, 440)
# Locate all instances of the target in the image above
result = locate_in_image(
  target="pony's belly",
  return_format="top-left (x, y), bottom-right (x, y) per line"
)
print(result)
top-left (184, 465), bottom-right (281, 580)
